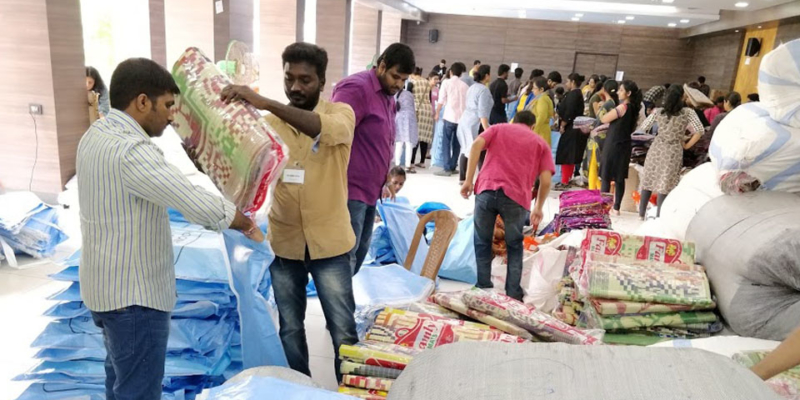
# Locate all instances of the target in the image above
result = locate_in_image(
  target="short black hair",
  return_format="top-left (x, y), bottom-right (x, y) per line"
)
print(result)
top-left (377, 43), bottom-right (415, 74)
top-left (548, 71), bottom-right (562, 84)
top-left (282, 42), bottom-right (328, 81)
top-left (514, 68), bottom-right (523, 78)
top-left (530, 69), bottom-right (544, 79)
top-left (389, 166), bottom-right (406, 178)
top-left (515, 110), bottom-right (536, 127)
top-left (698, 76), bottom-right (706, 83)
top-left (748, 93), bottom-right (760, 102)
top-left (440, 59), bottom-right (446, 64)
top-left (726, 91), bottom-right (742, 108)
top-left (715, 95), bottom-right (725, 104)
top-left (110, 58), bottom-right (179, 110)
top-left (474, 64), bottom-right (491, 82)
top-left (450, 62), bottom-right (466, 77)
top-left (473, 60), bottom-right (481, 66)
top-left (498, 64), bottom-right (511, 76)
top-left (555, 86), bottom-right (565, 95)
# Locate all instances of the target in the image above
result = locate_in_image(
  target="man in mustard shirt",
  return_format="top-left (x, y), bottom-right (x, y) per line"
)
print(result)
top-left (221, 42), bottom-right (357, 380)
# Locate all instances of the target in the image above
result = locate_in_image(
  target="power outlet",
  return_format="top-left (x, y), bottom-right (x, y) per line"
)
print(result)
top-left (29, 103), bottom-right (43, 115)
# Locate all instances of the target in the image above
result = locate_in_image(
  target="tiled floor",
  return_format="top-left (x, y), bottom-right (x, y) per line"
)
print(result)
top-left (0, 162), bottom-right (644, 398)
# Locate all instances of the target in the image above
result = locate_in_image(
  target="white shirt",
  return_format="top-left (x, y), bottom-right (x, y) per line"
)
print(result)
top-left (76, 109), bottom-right (235, 312)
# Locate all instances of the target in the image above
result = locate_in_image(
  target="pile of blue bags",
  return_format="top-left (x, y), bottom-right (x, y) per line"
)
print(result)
top-left (0, 192), bottom-right (68, 263)
top-left (15, 212), bottom-right (287, 400)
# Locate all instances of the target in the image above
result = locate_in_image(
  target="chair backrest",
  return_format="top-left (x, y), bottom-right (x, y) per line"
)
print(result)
top-left (404, 210), bottom-right (459, 281)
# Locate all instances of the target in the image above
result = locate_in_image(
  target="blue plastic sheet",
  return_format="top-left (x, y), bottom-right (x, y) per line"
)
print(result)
top-left (376, 202), bottom-right (427, 275)
top-left (437, 216), bottom-right (478, 284)
top-left (0, 206), bottom-right (67, 259)
top-left (416, 202), bottom-right (451, 215)
top-left (202, 376), bottom-right (352, 399)
top-left (366, 223), bottom-right (396, 265)
top-left (222, 229), bottom-right (288, 369)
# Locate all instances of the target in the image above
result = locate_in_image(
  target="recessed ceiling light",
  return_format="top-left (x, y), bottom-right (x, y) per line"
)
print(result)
top-left (758, 25), bottom-right (762, 28)
top-left (735, 29), bottom-right (740, 32)
top-left (626, 16), bottom-right (635, 20)
top-left (668, 22), bottom-right (677, 27)
top-left (575, 13), bottom-right (584, 17)
top-left (735, 2), bottom-right (749, 7)
top-left (618, 20), bottom-right (626, 24)
top-left (662, 0), bottom-right (674, 3)
top-left (572, 17), bottom-right (580, 21)
top-left (680, 19), bottom-right (690, 23)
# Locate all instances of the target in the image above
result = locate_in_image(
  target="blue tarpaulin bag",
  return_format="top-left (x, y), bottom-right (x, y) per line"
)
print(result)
top-left (437, 216), bottom-right (478, 284)
top-left (376, 202), bottom-right (427, 275)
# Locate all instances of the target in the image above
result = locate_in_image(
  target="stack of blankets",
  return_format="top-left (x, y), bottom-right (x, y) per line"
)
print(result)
top-left (548, 190), bottom-right (612, 234)
top-left (0, 192), bottom-right (67, 262)
top-left (16, 220), bottom-right (285, 400)
top-left (555, 230), bottom-right (720, 346)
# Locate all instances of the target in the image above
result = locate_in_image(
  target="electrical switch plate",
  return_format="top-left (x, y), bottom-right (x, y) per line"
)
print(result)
top-left (29, 104), bottom-right (43, 115)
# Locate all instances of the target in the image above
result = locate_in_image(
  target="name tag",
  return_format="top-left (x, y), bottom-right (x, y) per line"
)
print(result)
top-left (283, 168), bottom-right (305, 184)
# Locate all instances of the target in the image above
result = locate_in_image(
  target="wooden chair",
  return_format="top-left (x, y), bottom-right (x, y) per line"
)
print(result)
top-left (404, 210), bottom-right (459, 281)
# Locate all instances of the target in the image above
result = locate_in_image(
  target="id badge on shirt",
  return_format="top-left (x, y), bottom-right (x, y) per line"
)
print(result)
top-left (283, 166), bottom-right (305, 185)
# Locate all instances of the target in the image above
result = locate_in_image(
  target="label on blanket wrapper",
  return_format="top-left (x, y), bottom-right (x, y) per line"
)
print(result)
top-left (582, 230), bottom-right (695, 265)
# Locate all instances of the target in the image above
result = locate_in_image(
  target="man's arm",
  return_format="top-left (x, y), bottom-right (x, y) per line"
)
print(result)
top-left (460, 137), bottom-right (487, 199)
top-left (752, 327), bottom-right (800, 380)
top-left (122, 141), bottom-right (262, 241)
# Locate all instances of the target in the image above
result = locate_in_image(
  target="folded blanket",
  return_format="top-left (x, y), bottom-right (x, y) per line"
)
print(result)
top-left (338, 386), bottom-right (388, 400)
top-left (367, 308), bottom-right (525, 349)
top-left (582, 230), bottom-right (696, 265)
top-left (342, 375), bottom-right (394, 392)
top-left (590, 310), bottom-right (718, 330)
top-left (171, 47), bottom-right (288, 212)
top-left (462, 287), bottom-right (600, 345)
top-left (586, 259), bottom-right (713, 307)
top-left (340, 361), bottom-right (402, 380)
top-left (339, 341), bottom-right (420, 370)
top-left (430, 291), bottom-right (533, 340)
top-left (734, 351), bottom-right (800, 400)
top-left (590, 298), bottom-right (716, 316)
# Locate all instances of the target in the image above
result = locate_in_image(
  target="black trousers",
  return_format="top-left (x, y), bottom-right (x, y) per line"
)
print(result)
top-left (459, 151), bottom-right (487, 182)
top-left (411, 142), bottom-right (429, 165)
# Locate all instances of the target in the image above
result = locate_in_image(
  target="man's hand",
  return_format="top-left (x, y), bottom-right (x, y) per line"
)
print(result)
top-left (220, 84), bottom-right (263, 107)
top-left (460, 181), bottom-right (474, 199)
top-left (182, 140), bottom-right (204, 173)
top-left (230, 210), bottom-right (264, 242)
top-left (530, 209), bottom-right (544, 233)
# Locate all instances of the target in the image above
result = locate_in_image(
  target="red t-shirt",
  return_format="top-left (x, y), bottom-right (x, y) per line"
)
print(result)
top-left (475, 123), bottom-right (556, 209)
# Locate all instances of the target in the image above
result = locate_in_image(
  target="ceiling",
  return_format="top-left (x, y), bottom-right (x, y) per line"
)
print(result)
top-left (402, 0), bottom-right (797, 28)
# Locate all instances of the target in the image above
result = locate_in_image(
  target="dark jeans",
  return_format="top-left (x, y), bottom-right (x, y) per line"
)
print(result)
top-left (271, 251), bottom-right (358, 381)
top-left (440, 120), bottom-right (461, 171)
top-left (474, 189), bottom-right (528, 301)
top-left (601, 179), bottom-right (625, 211)
top-left (411, 142), bottom-right (429, 165)
top-left (458, 151), bottom-right (486, 182)
top-left (91, 306), bottom-right (171, 400)
top-left (348, 200), bottom-right (376, 275)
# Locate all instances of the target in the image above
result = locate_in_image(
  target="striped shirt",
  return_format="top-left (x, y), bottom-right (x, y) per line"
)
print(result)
top-left (76, 110), bottom-right (235, 312)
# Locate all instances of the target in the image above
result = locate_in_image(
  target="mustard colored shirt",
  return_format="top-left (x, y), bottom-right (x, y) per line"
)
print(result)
top-left (266, 99), bottom-right (357, 260)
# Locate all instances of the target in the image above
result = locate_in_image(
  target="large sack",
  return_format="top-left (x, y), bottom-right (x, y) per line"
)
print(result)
top-left (759, 38), bottom-right (800, 128)
top-left (709, 102), bottom-right (800, 194)
top-left (171, 47), bottom-right (288, 212)
top-left (687, 191), bottom-right (800, 341)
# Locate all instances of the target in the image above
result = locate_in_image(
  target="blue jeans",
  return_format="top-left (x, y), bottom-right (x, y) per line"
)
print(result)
top-left (474, 190), bottom-right (528, 301)
top-left (91, 306), bottom-right (171, 400)
top-left (440, 120), bottom-right (461, 172)
top-left (270, 250), bottom-right (358, 381)
top-left (348, 200), bottom-right (376, 275)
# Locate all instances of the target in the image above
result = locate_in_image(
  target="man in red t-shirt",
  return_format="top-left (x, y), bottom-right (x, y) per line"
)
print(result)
top-left (460, 110), bottom-right (555, 300)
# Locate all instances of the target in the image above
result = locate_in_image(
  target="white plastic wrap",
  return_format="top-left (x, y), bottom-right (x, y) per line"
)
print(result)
top-left (709, 102), bottom-right (800, 194)
top-left (171, 47), bottom-right (288, 212)
top-left (759, 38), bottom-right (800, 128)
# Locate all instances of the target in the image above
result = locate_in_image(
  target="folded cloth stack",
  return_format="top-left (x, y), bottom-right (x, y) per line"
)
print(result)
top-left (733, 351), bottom-right (800, 400)
top-left (338, 341), bottom-right (421, 399)
top-left (547, 190), bottom-right (612, 234)
top-left (16, 219), bottom-right (286, 399)
top-left (0, 192), bottom-right (67, 262)
top-left (171, 47), bottom-right (288, 213)
top-left (431, 291), bottom-right (534, 340)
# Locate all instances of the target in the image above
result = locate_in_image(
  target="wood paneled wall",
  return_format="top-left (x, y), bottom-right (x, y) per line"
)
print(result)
top-left (689, 30), bottom-right (743, 95)
top-left (404, 13), bottom-right (695, 90)
top-left (379, 10), bottom-right (402, 54)
top-left (259, 0), bottom-right (298, 100)
top-left (214, 0), bottom-right (254, 62)
top-left (0, 0), bottom-right (87, 196)
top-left (349, 2), bottom-right (379, 75)
top-left (775, 18), bottom-right (800, 48)
top-left (165, 0), bottom-right (214, 69)
top-left (149, 0), bottom-right (167, 67)
top-left (316, 0), bottom-right (348, 98)
top-left (733, 25), bottom-right (777, 98)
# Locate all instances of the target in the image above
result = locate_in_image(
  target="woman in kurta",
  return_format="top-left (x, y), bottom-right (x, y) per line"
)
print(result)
top-left (457, 64), bottom-right (493, 183)
top-left (394, 83), bottom-right (419, 173)
top-left (636, 84), bottom-right (704, 219)
top-left (410, 68), bottom-right (436, 168)
top-left (599, 80), bottom-right (643, 214)
top-left (555, 73), bottom-right (586, 188)
top-left (529, 76), bottom-right (555, 146)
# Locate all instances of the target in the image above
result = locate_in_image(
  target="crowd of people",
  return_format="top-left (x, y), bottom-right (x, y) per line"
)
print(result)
top-left (76, 37), bottom-right (779, 399)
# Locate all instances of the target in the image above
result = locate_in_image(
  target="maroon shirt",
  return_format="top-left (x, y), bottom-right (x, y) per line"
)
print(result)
top-left (332, 69), bottom-right (396, 206)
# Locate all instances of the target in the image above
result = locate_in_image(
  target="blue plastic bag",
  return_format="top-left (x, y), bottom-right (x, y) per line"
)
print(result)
top-left (366, 223), bottom-right (396, 265)
top-left (416, 202), bottom-right (451, 216)
top-left (222, 229), bottom-right (288, 369)
top-left (437, 216), bottom-right (478, 284)
top-left (376, 202), bottom-right (427, 275)
top-left (202, 376), bottom-right (353, 399)
top-left (0, 207), bottom-right (67, 258)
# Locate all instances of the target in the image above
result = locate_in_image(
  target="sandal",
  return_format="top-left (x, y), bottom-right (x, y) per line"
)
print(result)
top-left (406, 167), bottom-right (417, 174)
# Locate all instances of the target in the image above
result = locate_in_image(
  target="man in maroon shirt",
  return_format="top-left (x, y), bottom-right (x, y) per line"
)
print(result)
top-left (332, 43), bottom-right (415, 275)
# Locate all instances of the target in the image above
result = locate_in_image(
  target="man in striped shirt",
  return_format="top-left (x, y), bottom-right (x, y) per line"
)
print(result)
top-left (76, 58), bottom-right (261, 400)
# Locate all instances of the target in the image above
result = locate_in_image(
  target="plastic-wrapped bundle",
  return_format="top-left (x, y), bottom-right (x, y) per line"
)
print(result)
top-left (430, 291), bottom-right (534, 340)
top-left (339, 341), bottom-right (420, 370)
top-left (759, 39), bottom-right (800, 129)
top-left (171, 47), bottom-right (288, 212)
top-left (0, 206), bottom-right (67, 259)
